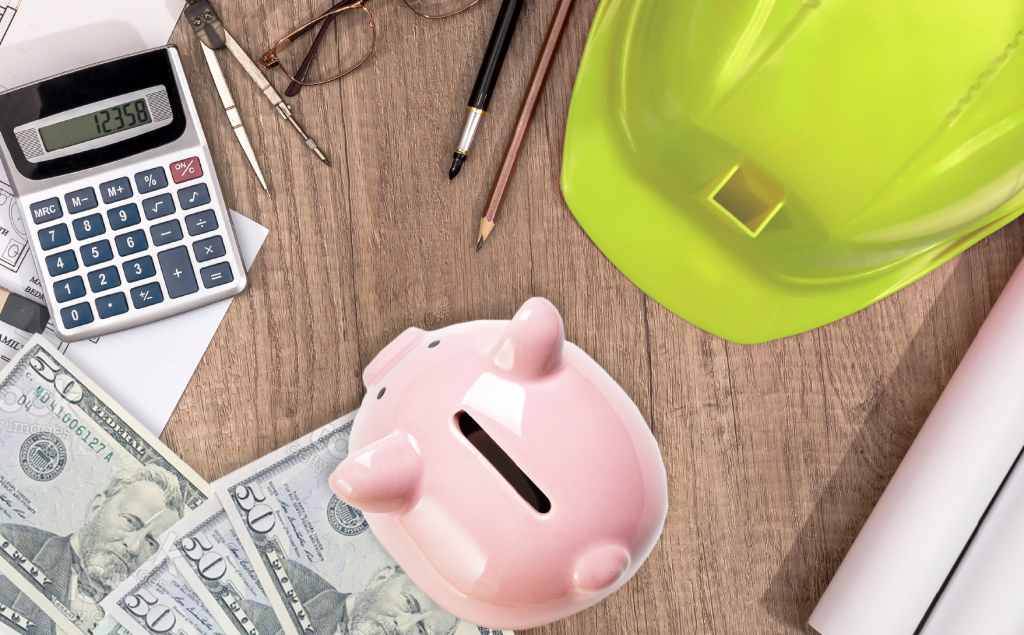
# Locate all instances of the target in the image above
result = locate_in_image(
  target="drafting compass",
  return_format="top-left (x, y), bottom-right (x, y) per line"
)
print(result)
top-left (184, 0), bottom-right (331, 198)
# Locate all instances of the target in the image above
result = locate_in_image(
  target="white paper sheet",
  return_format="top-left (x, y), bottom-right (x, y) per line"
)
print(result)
top-left (809, 259), bottom-right (1024, 635)
top-left (0, 0), bottom-right (185, 88)
top-left (0, 210), bottom-right (267, 437)
top-left (919, 454), bottom-right (1024, 635)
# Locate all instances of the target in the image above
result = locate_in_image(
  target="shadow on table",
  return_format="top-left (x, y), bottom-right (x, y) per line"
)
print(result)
top-left (758, 248), bottom-right (1021, 633)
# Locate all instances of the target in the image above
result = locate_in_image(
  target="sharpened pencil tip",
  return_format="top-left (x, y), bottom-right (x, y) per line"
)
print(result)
top-left (476, 236), bottom-right (484, 252)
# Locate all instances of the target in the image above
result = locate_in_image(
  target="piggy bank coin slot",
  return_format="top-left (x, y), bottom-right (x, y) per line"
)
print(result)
top-left (457, 411), bottom-right (551, 514)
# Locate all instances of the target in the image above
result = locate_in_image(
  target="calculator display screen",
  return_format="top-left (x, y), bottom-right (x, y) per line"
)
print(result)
top-left (38, 99), bottom-right (153, 152)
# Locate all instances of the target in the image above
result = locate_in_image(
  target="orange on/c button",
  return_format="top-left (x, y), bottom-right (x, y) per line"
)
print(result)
top-left (170, 157), bottom-right (203, 184)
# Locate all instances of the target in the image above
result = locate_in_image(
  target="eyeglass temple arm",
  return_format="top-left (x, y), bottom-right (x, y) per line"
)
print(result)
top-left (285, 0), bottom-right (363, 97)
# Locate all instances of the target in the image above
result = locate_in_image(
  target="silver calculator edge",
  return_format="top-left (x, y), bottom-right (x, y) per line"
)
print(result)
top-left (0, 46), bottom-right (247, 342)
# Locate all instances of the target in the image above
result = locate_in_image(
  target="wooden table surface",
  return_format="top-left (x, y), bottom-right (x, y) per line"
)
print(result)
top-left (160, 1), bottom-right (1024, 633)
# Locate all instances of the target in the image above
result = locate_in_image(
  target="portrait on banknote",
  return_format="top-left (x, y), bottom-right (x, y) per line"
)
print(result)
top-left (0, 338), bottom-right (209, 635)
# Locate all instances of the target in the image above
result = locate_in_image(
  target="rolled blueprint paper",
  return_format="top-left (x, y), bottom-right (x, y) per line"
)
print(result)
top-left (916, 451), bottom-right (1024, 635)
top-left (809, 258), bottom-right (1024, 635)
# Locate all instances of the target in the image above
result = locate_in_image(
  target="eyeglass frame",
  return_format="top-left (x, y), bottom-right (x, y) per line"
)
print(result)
top-left (259, 0), bottom-right (487, 91)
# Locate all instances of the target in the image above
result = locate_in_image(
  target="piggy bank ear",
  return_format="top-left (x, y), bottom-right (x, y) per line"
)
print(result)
top-left (572, 545), bottom-right (630, 594)
top-left (363, 327), bottom-right (426, 387)
top-left (331, 432), bottom-right (422, 514)
top-left (489, 297), bottom-right (564, 378)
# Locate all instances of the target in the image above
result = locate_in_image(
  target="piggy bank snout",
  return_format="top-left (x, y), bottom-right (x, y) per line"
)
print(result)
top-left (363, 327), bottom-right (426, 387)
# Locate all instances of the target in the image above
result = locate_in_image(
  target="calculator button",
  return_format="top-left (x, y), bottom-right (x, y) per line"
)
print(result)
top-left (150, 220), bottom-right (183, 246)
top-left (158, 246), bottom-right (199, 298)
top-left (52, 276), bottom-right (86, 303)
top-left (178, 184), bottom-right (210, 210)
top-left (193, 236), bottom-right (226, 262)
top-left (45, 250), bottom-right (78, 276)
top-left (123, 256), bottom-right (156, 282)
top-left (99, 177), bottom-right (133, 204)
top-left (170, 157), bottom-right (203, 184)
top-left (38, 224), bottom-right (71, 250)
top-left (30, 198), bottom-right (63, 225)
top-left (142, 193), bottom-right (175, 220)
top-left (88, 266), bottom-right (121, 293)
top-left (200, 262), bottom-right (233, 288)
top-left (60, 303), bottom-right (93, 329)
top-left (131, 282), bottom-right (163, 309)
top-left (185, 210), bottom-right (218, 236)
top-left (72, 213), bottom-right (105, 240)
top-left (115, 230), bottom-right (148, 256)
top-left (135, 167), bottom-right (168, 194)
top-left (108, 204), bottom-right (141, 230)
top-left (65, 188), bottom-right (98, 214)
top-left (96, 292), bottom-right (129, 319)
top-left (80, 240), bottom-right (114, 266)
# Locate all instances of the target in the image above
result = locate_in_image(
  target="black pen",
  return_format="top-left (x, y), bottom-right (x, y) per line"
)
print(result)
top-left (449, 0), bottom-right (526, 181)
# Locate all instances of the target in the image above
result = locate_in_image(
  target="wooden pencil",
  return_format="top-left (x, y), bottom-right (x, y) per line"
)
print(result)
top-left (476, 0), bottom-right (577, 251)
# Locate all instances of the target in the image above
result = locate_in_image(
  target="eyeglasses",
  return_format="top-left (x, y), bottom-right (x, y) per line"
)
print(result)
top-left (260, 0), bottom-right (487, 95)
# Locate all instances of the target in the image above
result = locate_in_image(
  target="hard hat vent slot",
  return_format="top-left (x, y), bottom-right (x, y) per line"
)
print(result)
top-left (457, 411), bottom-right (551, 514)
top-left (709, 163), bottom-right (786, 237)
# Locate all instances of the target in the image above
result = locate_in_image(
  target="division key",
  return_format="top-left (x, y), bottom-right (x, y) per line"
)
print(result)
top-left (157, 246), bottom-right (199, 298)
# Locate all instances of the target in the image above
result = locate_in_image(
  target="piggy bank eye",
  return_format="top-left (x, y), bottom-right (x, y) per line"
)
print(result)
top-left (377, 387), bottom-right (386, 400)
top-left (428, 340), bottom-right (440, 348)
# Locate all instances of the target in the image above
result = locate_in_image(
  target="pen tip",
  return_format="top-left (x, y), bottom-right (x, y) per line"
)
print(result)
top-left (448, 153), bottom-right (466, 181)
top-left (323, 158), bottom-right (333, 168)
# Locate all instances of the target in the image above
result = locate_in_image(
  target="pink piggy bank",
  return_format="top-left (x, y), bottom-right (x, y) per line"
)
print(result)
top-left (330, 298), bottom-right (668, 630)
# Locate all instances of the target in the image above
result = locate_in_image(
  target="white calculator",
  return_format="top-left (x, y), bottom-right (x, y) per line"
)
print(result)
top-left (0, 46), bottom-right (246, 342)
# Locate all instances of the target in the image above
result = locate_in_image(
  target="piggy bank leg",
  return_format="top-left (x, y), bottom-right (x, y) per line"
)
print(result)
top-left (573, 545), bottom-right (631, 594)
top-left (331, 432), bottom-right (423, 514)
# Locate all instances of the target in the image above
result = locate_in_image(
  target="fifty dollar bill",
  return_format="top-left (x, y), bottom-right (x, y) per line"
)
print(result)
top-left (218, 413), bottom-right (511, 635)
top-left (0, 336), bottom-right (211, 635)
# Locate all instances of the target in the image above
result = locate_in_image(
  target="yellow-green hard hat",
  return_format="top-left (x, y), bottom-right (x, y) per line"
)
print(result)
top-left (561, 0), bottom-right (1024, 344)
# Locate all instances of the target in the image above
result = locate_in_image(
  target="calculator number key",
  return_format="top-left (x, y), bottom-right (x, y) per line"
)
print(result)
top-left (53, 276), bottom-right (86, 303)
top-left (150, 220), bottom-right (183, 246)
top-left (96, 292), bottom-right (129, 319)
top-left (178, 184), bottom-right (210, 210)
top-left (143, 193), bottom-right (175, 220)
top-left (185, 210), bottom-right (218, 236)
top-left (81, 240), bottom-right (114, 266)
top-left (88, 266), bottom-right (121, 293)
top-left (201, 263), bottom-right (233, 288)
top-left (158, 246), bottom-right (199, 298)
top-left (38, 224), bottom-right (71, 250)
top-left (72, 214), bottom-right (105, 240)
top-left (131, 282), bottom-right (163, 309)
top-left (115, 230), bottom-right (148, 256)
top-left (60, 303), bottom-right (94, 329)
top-left (135, 167), bottom-right (168, 194)
top-left (45, 250), bottom-right (78, 276)
top-left (65, 188), bottom-right (98, 214)
top-left (123, 256), bottom-right (156, 282)
top-left (108, 204), bottom-right (141, 230)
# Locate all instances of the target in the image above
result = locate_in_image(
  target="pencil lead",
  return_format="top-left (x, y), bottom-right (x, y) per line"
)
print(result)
top-left (476, 236), bottom-right (484, 252)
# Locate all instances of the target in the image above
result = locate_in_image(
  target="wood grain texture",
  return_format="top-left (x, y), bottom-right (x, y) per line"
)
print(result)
top-left (158, 1), bottom-right (1024, 633)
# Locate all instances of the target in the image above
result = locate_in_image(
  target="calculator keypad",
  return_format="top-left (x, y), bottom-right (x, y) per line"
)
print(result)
top-left (28, 154), bottom-right (241, 336)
